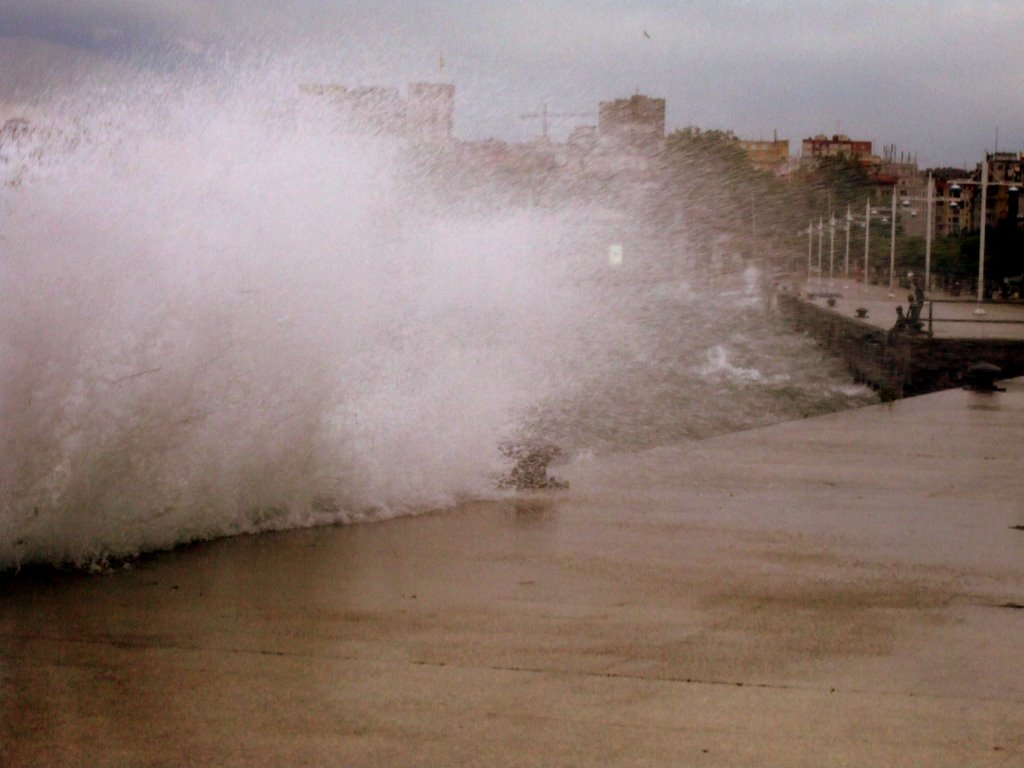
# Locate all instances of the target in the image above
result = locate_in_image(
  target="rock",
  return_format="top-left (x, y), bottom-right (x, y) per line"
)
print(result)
top-left (498, 440), bottom-right (568, 490)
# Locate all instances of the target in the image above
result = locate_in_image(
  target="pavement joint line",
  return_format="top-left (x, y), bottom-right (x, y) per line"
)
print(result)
top-left (4, 631), bottom-right (1023, 707)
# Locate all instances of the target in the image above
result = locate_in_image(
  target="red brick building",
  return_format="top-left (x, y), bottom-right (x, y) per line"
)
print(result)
top-left (801, 134), bottom-right (874, 165)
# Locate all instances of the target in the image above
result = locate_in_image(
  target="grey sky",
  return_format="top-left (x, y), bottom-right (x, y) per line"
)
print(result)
top-left (2, 1), bottom-right (1022, 167)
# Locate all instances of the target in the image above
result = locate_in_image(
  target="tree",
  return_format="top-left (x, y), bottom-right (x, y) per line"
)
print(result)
top-left (989, 221), bottom-right (1024, 283)
top-left (656, 126), bottom-right (816, 274)
top-left (813, 155), bottom-right (873, 213)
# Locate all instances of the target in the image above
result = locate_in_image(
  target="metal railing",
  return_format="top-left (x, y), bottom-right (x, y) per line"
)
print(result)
top-left (925, 298), bottom-right (1024, 337)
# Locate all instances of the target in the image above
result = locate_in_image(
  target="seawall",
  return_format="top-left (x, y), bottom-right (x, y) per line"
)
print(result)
top-left (778, 290), bottom-right (1024, 397)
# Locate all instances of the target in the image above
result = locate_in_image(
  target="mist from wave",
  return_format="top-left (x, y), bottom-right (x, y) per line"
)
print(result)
top-left (0, 57), bottom-right (874, 571)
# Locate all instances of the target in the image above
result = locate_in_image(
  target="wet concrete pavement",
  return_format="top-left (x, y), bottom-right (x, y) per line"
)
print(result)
top-left (800, 279), bottom-right (1024, 340)
top-left (3, 380), bottom-right (1023, 766)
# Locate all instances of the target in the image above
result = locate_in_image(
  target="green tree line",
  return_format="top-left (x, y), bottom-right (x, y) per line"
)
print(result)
top-left (653, 127), bottom-right (1024, 293)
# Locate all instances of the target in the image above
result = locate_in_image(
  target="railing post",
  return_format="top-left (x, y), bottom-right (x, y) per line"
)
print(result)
top-left (927, 300), bottom-right (933, 338)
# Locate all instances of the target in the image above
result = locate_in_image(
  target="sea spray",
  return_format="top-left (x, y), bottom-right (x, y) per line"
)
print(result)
top-left (0, 65), bottom-right (618, 568)
top-left (0, 57), bottom-right (876, 571)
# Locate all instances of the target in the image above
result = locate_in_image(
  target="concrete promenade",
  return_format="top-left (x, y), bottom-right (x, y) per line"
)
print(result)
top-left (3, 381), bottom-right (1024, 766)
top-left (801, 278), bottom-right (1024, 341)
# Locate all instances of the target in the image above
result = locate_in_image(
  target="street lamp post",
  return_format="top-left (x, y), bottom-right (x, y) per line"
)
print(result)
top-left (873, 182), bottom-right (934, 295)
top-left (924, 173), bottom-right (934, 292)
top-left (844, 205), bottom-right (852, 278)
top-left (857, 196), bottom-right (901, 291)
top-left (975, 157), bottom-right (989, 314)
top-left (863, 198), bottom-right (871, 289)
top-left (806, 220), bottom-right (813, 282)
top-left (829, 213), bottom-right (836, 284)
top-left (817, 217), bottom-right (823, 288)
top-left (938, 156), bottom-right (1021, 312)
top-left (888, 187), bottom-right (897, 297)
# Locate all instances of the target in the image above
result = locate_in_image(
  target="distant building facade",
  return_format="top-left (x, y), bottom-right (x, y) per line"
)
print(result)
top-left (299, 82), bottom-right (454, 142)
top-left (933, 171), bottom-right (972, 238)
top-left (404, 83), bottom-right (456, 141)
top-left (979, 152), bottom-right (1023, 229)
top-left (736, 138), bottom-right (789, 174)
top-left (562, 93), bottom-right (666, 175)
top-left (801, 134), bottom-right (875, 166)
top-left (932, 153), bottom-right (1023, 238)
top-left (875, 147), bottom-right (928, 238)
top-left (299, 82), bottom-right (675, 184)
top-left (597, 94), bottom-right (666, 148)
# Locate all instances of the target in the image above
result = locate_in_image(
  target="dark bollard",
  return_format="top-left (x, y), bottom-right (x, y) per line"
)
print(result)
top-left (964, 362), bottom-right (1004, 392)
top-left (855, 307), bottom-right (868, 319)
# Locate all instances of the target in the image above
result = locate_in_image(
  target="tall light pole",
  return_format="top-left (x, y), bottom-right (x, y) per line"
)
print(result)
top-left (859, 196), bottom-right (902, 291)
top-left (873, 182), bottom-right (933, 295)
top-left (975, 156), bottom-right (989, 314)
top-left (817, 217), bottom-right (823, 287)
top-left (924, 173), bottom-right (934, 293)
top-left (807, 220), bottom-right (814, 283)
top-left (828, 213), bottom-right (835, 284)
top-left (872, 181), bottom-right (937, 296)
top-left (888, 187), bottom-right (897, 297)
top-left (939, 157), bottom-right (1019, 307)
top-left (844, 204), bottom-right (852, 278)
top-left (863, 197), bottom-right (871, 288)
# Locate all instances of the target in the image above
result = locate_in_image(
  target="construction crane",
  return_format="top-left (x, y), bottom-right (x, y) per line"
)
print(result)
top-left (519, 103), bottom-right (595, 140)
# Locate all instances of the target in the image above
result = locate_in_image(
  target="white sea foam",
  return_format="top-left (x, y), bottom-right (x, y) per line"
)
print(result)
top-left (0, 64), bottom-right (620, 568)
top-left (833, 383), bottom-right (875, 397)
top-left (699, 344), bottom-right (761, 382)
top-left (698, 343), bottom-right (794, 385)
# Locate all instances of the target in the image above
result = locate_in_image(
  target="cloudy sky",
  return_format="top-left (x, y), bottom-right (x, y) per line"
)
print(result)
top-left (2, 1), bottom-right (1022, 167)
